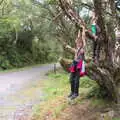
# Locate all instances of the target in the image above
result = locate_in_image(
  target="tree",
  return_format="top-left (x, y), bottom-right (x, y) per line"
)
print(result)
top-left (0, 0), bottom-right (63, 69)
top-left (54, 0), bottom-right (120, 105)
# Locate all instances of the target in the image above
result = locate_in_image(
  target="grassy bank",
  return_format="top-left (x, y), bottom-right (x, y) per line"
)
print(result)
top-left (31, 69), bottom-right (120, 120)
top-left (31, 70), bottom-right (69, 120)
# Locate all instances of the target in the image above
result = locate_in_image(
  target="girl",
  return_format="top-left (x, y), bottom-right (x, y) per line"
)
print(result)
top-left (91, 10), bottom-right (98, 40)
top-left (68, 26), bottom-right (86, 100)
top-left (91, 10), bottom-right (101, 63)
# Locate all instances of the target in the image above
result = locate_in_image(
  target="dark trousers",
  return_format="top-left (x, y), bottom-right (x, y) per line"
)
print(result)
top-left (69, 70), bottom-right (80, 95)
top-left (93, 40), bottom-right (101, 61)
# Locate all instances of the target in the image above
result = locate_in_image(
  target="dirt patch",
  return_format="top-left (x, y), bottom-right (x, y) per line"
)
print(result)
top-left (57, 100), bottom-right (97, 120)
top-left (56, 99), bottom-right (120, 120)
top-left (14, 105), bottom-right (33, 120)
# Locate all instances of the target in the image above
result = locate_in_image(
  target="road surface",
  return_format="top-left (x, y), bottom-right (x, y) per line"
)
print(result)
top-left (0, 63), bottom-right (59, 120)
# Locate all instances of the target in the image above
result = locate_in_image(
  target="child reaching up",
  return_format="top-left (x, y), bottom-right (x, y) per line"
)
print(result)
top-left (91, 10), bottom-right (98, 41)
top-left (68, 26), bottom-right (86, 100)
top-left (91, 10), bottom-right (101, 63)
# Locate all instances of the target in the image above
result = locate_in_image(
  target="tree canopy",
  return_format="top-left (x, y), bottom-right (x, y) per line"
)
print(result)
top-left (0, 0), bottom-right (63, 69)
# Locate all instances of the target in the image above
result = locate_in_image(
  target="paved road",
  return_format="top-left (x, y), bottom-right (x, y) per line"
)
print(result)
top-left (0, 63), bottom-right (59, 120)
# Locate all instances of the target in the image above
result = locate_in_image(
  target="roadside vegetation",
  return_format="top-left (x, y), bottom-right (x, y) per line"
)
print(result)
top-left (0, 0), bottom-right (62, 70)
top-left (31, 69), bottom-right (120, 120)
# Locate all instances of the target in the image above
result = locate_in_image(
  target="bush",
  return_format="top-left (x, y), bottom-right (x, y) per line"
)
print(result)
top-left (80, 76), bottom-right (97, 88)
top-left (87, 85), bottom-right (108, 99)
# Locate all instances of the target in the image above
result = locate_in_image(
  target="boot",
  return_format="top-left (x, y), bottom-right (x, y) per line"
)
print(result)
top-left (70, 93), bottom-right (79, 100)
top-left (68, 93), bottom-right (73, 98)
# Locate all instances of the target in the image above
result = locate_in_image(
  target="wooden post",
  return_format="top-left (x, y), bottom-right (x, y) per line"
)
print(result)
top-left (54, 63), bottom-right (56, 74)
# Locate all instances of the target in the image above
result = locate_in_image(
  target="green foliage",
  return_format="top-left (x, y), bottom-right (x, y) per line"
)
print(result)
top-left (87, 85), bottom-right (109, 99)
top-left (0, 0), bottom-right (62, 70)
top-left (112, 118), bottom-right (120, 120)
top-left (47, 0), bottom-right (58, 4)
top-left (80, 76), bottom-right (97, 88)
top-left (44, 71), bottom-right (69, 100)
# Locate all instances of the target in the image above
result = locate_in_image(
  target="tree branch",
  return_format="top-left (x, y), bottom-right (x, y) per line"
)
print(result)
top-left (58, 0), bottom-right (95, 40)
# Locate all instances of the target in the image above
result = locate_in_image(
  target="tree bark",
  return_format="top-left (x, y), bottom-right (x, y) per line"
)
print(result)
top-left (58, 0), bottom-right (120, 104)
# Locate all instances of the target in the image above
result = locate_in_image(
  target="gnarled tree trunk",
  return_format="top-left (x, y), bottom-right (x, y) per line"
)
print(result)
top-left (58, 0), bottom-right (120, 105)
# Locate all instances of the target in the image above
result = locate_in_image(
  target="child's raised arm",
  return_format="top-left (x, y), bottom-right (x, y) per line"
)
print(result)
top-left (82, 26), bottom-right (86, 47)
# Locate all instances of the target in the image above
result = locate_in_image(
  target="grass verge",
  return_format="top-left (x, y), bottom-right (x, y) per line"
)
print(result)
top-left (31, 69), bottom-right (120, 120)
top-left (31, 69), bottom-right (98, 120)
top-left (31, 70), bottom-right (69, 120)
